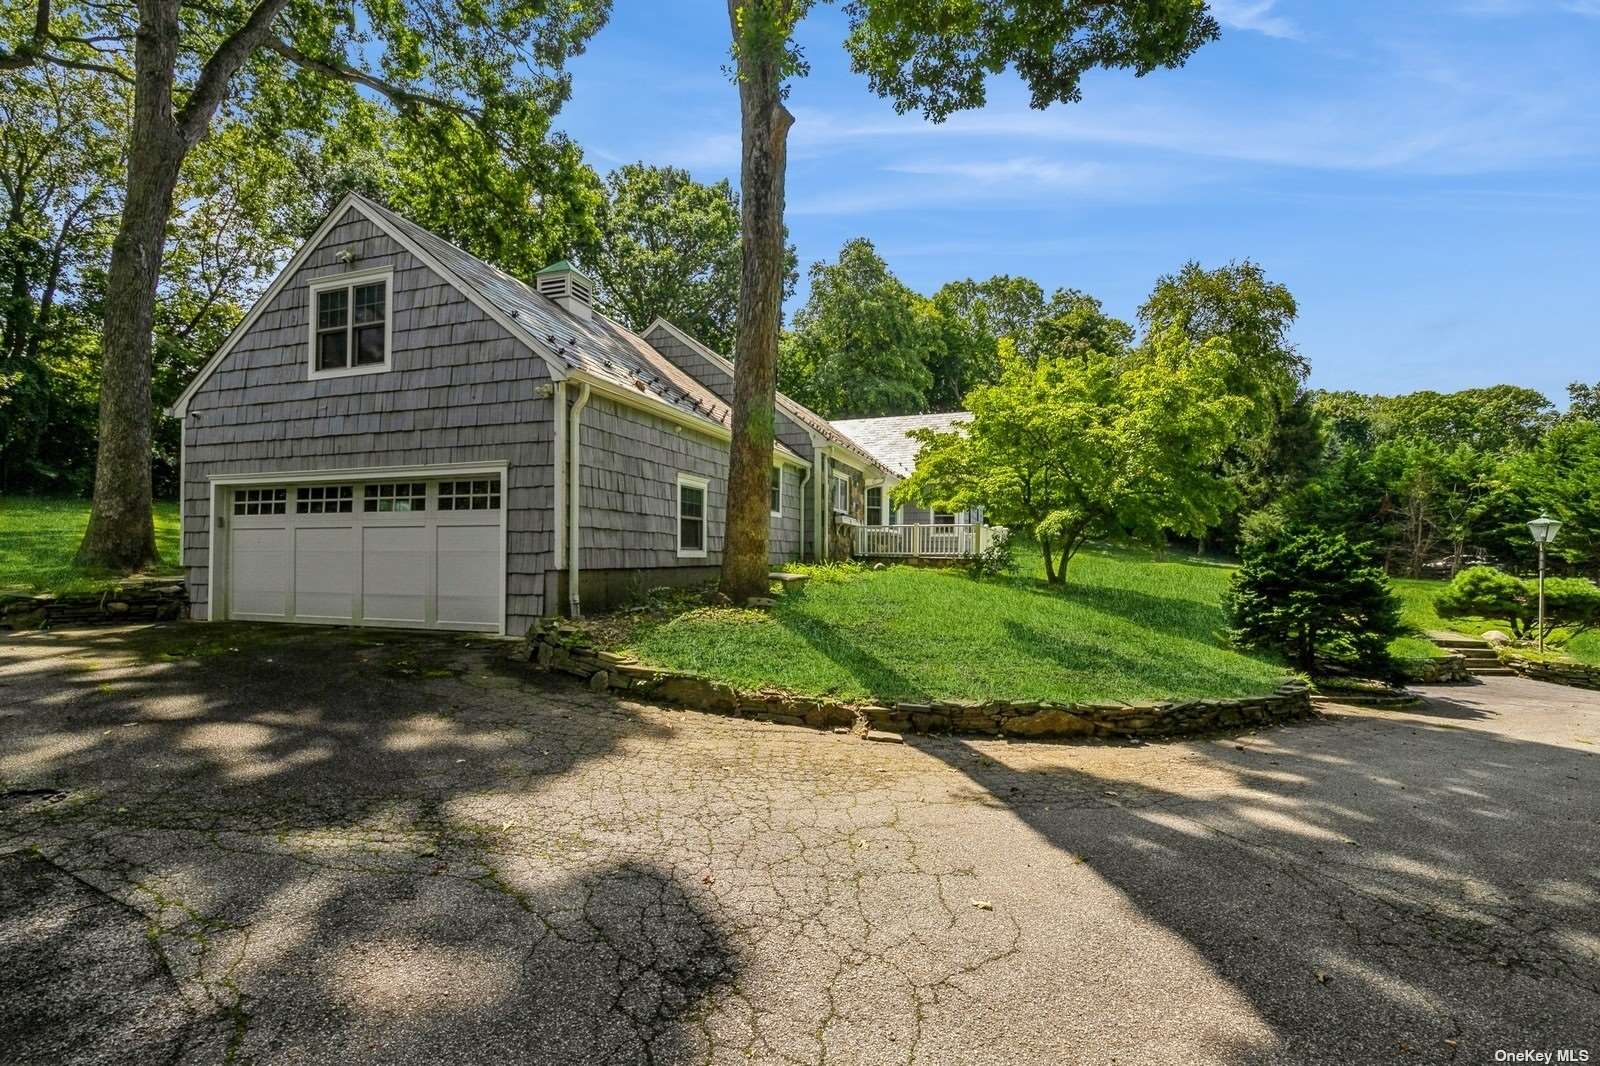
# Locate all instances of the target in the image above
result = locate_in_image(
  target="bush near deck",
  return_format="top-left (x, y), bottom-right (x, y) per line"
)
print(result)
top-left (616, 543), bottom-right (1291, 704)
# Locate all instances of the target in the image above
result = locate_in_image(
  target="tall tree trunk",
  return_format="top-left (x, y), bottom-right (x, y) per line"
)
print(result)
top-left (1040, 535), bottom-right (1057, 584)
top-left (719, 2), bottom-right (793, 602)
top-left (76, 0), bottom-right (186, 571)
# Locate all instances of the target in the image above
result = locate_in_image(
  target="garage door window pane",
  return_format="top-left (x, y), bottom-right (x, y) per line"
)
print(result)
top-left (233, 488), bottom-right (286, 516)
top-left (296, 485), bottom-right (354, 514)
top-left (364, 482), bottom-right (427, 512)
top-left (437, 478), bottom-right (500, 511)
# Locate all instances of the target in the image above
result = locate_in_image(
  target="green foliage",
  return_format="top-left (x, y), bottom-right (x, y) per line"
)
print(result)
top-left (617, 541), bottom-right (1287, 703)
top-left (896, 328), bottom-right (1247, 585)
top-left (1139, 259), bottom-right (1306, 411)
top-left (1436, 565), bottom-right (1600, 646)
top-left (1569, 381), bottom-right (1600, 422)
top-left (1224, 527), bottom-right (1403, 678)
top-left (778, 237), bottom-right (935, 417)
top-left (964, 533), bottom-right (1017, 579)
top-left (842, 1), bottom-right (1220, 122)
top-left (582, 163), bottom-right (795, 354)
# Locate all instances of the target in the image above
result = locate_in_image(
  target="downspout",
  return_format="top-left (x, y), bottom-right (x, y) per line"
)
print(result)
top-left (567, 383), bottom-right (592, 618)
top-left (796, 462), bottom-right (811, 560)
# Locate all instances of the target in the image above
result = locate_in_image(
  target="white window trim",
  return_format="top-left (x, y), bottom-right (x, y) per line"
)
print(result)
top-left (307, 266), bottom-right (394, 381)
top-left (770, 464), bottom-right (783, 518)
top-left (865, 485), bottom-right (885, 526)
top-left (831, 470), bottom-right (851, 515)
top-left (677, 473), bottom-right (709, 559)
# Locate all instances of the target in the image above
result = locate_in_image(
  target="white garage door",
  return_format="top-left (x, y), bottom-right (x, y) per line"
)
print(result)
top-left (225, 477), bottom-right (504, 632)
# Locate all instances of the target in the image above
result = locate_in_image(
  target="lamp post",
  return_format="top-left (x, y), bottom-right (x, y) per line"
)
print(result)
top-left (1527, 514), bottom-right (1562, 652)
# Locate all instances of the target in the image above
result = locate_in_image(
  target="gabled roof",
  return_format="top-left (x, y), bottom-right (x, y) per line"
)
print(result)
top-left (172, 194), bottom-right (803, 462)
top-left (642, 317), bottom-right (889, 475)
top-left (830, 411), bottom-right (971, 479)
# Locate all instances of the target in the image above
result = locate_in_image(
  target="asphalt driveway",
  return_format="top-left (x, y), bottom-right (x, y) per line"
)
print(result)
top-left (1, 623), bottom-right (1596, 1065)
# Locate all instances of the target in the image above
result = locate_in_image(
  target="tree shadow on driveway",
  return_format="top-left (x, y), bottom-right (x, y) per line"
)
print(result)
top-left (0, 623), bottom-right (738, 1066)
top-left (908, 688), bottom-right (1600, 1063)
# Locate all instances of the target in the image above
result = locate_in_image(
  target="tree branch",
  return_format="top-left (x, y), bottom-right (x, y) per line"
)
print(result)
top-left (176, 0), bottom-right (292, 144)
top-left (262, 37), bottom-right (482, 122)
top-left (0, 0), bottom-right (134, 82)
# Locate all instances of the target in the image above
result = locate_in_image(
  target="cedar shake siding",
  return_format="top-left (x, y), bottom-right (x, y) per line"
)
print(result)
top-left (181, 209), bottom-right (557, 633)
top-left (565, 394), bottom-right (805, 604)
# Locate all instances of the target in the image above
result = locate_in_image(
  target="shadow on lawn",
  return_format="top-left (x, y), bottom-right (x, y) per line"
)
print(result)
top-left (772, 610), bottom-right (920, 699)
top-left (910, 694), bottom-right (1600, 1062)
top-left (0, 624), bottom-right (737, 1065)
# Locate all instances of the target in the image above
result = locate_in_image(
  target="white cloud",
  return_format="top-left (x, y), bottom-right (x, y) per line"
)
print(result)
top-left (1209, 0), bottom-right (1303, 39)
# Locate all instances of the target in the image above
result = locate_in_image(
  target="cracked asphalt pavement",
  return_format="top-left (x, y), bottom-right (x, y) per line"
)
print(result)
top-left (1, 623), bottom-right (1596, 1065)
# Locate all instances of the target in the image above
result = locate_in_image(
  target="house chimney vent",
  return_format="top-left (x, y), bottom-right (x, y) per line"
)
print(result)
top-left (535, 260), bottom-right (594, 321)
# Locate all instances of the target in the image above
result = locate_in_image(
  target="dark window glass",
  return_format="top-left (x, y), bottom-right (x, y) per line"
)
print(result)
top-left (438, 478), bottom-right (500, 511)
top-left (680, 483), bottom-right (705, 551)
top-left (866, 486), bottom-right (883, 525)
top-left (353, 283), bottom-right (385, 324)
top-left (317, 289), bottom-right (348, 330)
top-left (934, 511), bottom-right (956, 526)
top-left (354, 324), bottom-right (384, 366)
top-left (363, 482), bottom-right (426, 512)
top-left (770, 467), bottom-right (782, 514)
top-left (317, 330), bottom-right (348, 370)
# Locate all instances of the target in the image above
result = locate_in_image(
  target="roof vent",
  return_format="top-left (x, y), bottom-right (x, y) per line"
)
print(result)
top-left (534, 260), bottom-right (594, 321)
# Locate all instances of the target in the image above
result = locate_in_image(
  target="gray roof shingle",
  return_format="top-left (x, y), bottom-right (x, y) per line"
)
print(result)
top-left (830, 412), bottom-right (971, 478)
top-left (358, 196), bottom-right (806, 459)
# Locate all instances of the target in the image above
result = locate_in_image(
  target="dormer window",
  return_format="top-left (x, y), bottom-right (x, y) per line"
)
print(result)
top-left (309, 268), bottom-right (393, 379)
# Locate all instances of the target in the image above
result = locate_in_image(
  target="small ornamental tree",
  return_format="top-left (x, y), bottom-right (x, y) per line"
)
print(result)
top-left (1437, 566), bottom-right (1600, 646)
top-left (1224, 527), bottom-right (1403, 678)
top-left (896, 328), bottom-right (1247, 586)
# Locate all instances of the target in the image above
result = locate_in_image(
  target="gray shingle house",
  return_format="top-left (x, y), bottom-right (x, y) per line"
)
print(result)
top-left (170, 193), bottom-right (887, 636)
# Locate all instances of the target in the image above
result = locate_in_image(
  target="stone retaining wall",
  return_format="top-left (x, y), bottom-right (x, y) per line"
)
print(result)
top-left (517, 621), bottom-right (1313, 740)
top-left (1, 580), bottom-right (189, 630)
top-left (1398, 653), bottom-right (1470, 684)
top-left (1498, 652), bottom-right (1600, 690)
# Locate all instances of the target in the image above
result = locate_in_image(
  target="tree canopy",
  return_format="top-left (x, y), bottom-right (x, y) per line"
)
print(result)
top-left (582, 163), bottom-right (793, 354)
top-left (896, 328), bottom-right (1247, 585)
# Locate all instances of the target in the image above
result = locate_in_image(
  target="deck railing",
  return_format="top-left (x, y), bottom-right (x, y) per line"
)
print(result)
top-left (856, 523), bottom-right (1005, 559)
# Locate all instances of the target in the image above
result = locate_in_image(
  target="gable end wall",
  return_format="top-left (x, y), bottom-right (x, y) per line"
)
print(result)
top-left (181, 209), bottom-right (556, 632)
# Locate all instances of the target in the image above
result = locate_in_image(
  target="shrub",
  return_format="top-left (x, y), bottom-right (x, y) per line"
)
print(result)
top-left (1437, 566), bottom-right (1600, 645)
top-left (966, 531), bottom-right (1018, 579)
top-left (1224, 526), bottom-right (1404, 678)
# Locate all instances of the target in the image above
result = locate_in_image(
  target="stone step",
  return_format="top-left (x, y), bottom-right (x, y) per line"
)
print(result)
top-left (1468, 666), bottom-right (1517, 676)
top-left (1434, 637), bottom-right (1490, 650)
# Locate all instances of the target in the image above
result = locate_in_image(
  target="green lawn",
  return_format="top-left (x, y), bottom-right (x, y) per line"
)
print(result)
top-left (1392, 575), bottom-right (1600, 666)
top-left (0, 496), bottom-right (182, 594)
top-left (613, 543), bottom-right (1291, 703)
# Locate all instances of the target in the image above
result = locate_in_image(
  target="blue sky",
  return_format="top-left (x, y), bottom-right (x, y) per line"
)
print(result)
top-left (553, 1), bottom-right (1600, 404)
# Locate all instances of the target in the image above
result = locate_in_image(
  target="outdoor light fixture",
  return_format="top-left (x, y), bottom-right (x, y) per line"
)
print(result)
top-left (1527, 514), bottom-right (1562, 652)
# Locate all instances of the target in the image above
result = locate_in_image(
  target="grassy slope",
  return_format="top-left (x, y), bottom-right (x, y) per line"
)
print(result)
top-left (1393, 575), bottom-right (1600, 665)
top-left (619, 543), bottom-right (1290, 703)
top-left (0, 496), bottom-right (182, 594)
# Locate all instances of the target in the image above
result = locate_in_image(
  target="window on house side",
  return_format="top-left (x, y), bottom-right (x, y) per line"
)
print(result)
top-left (866, 486), bottom-right (883, 526)
top-left (770, 467), bottom-right (783, 516)
top-left (831, 472), bottom-right (850, 514)
top-left (933, 510), bottom-right (956, 526)
top-left (312, 275), bottom-right (388, 375)
top-left (678, 477), bottom-right (707, 557)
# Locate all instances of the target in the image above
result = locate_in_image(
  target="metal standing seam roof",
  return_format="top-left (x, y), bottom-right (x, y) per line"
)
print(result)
top-left (357, 196), bottom-right (804, 461)
top-left (830, 412), bottom-right (972, 479)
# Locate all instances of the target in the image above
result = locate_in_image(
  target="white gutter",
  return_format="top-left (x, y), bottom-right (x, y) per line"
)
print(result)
top-left (567, 382), bottom-right (592, 618)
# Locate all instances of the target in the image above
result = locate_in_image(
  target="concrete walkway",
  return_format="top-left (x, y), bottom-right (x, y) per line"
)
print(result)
top-left (2, 624), bottom-right (1596, 1065)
